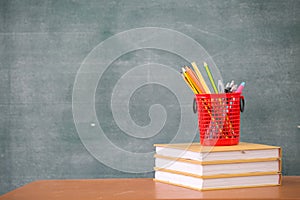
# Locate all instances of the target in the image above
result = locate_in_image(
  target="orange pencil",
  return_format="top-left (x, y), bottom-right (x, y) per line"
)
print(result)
top-left (181, 73), bottom-right (198, 94)
top-left (184, 66), bottom-right (205, 94)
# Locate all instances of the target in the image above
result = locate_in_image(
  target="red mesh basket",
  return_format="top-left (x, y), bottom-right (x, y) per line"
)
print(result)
top-left (194, 93), bottom-right (244, 146)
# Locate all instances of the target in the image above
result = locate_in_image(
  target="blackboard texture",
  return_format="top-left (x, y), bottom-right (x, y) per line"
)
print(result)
top-left (0, 0), bottom-right (299, 195)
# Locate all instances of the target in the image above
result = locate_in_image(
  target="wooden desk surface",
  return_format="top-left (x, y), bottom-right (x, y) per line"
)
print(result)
top-left (0, 176), bottom-right (299, 200)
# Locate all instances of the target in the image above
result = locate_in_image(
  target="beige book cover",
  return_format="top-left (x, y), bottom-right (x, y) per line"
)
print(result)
top-left (154, 142), bottom-right (281, 161)
top-left (154, 142), bottom-right (281, 153)
top-left (154, 168), bottom-right (281, 191)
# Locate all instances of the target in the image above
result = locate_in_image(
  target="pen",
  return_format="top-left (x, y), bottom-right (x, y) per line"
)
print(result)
top-left (235, 82), bottom-right (245, 93)
top-left (230, 84), bottom-right (238, 92)
top-left (229, 80), bottom-right (234, 88)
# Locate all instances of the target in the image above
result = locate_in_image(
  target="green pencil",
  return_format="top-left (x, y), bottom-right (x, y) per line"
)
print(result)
top-left (203, 62), bottom-right (218, 93)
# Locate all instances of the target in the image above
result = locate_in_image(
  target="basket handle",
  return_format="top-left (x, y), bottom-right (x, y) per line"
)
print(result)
top-left (240, 96), bottom-right (245, 112)
top-left (193, 98), bottom-right (197, 113)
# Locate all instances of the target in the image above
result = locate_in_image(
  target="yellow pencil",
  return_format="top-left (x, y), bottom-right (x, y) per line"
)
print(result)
top-left (191, 62), bottom-right (211, 94)
top-left (181, 67), bottom-right (199, 94)
top-left (184, 66), bottom-right (205, 94)
top-left (181, 73), bottom-right (198, 94)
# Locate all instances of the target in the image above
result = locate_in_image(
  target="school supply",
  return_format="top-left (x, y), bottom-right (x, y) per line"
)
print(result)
top-left (155, 155), bottom-right (280, 176)
top-left (180, 62), bottom-right (246, 146)
top-left (236, 82), bottom-right (245, 93)
top-left (230, 84), bottom-right (238, 92)
top-left (181, 72), bottom-right (198, 94)
top-left (181, 62), bottom-right (246, 96)
top-left (154, 142), bottom-right (281, 161)
top-left (191, 62), bottom-right (211, 93)
top-left (181, 67), bottom-right (200, 94)
top-left (224, 80), bottom-right (240, 93)
top-left (195, 93), bottom-right (244, 146)
top-left (154, 142), bottom-right (282, 191)
top-left (185, 66), bottom-right (205, 94)
top-left (203, 62), bottom-right (218, 93)
top-left (154, 170), bottom-right (280, 191)
top-left (169, 62), bottom-right (281, 191)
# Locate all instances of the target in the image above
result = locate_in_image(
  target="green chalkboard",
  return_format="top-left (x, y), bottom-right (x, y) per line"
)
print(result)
top-left (0, 0), bottom-right (299, 195)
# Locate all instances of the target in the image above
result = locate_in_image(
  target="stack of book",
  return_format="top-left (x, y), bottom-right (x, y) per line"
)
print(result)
top-left (154, 142), bottom-right (281, 191)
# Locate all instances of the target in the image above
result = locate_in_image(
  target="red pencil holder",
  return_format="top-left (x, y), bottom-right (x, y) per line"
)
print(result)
top-left (194, 93), bottom-right (245, 146)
